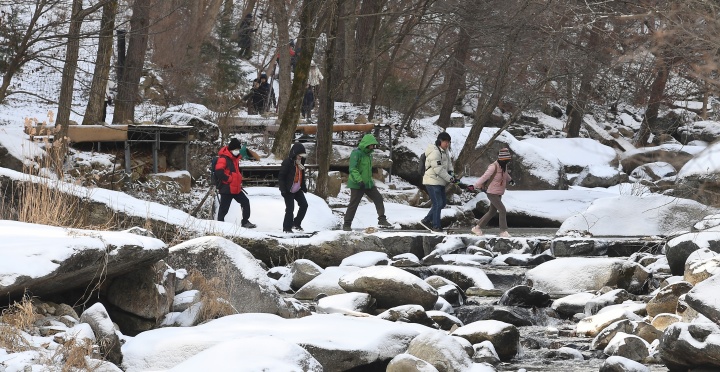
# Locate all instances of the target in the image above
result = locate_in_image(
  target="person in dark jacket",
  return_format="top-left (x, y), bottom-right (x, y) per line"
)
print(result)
top-left (278, 143), bottom-right (309, 233)
top-left (301, 84), bottom-right (314, 123)
top-left (214, 138), bottom-right (256, 228)
top-left (237, 14), bottom-right (256, 59)
top-left (343, 134), bottom-right (392, 231)
top-left (257, 73), bottom-right (276, 113)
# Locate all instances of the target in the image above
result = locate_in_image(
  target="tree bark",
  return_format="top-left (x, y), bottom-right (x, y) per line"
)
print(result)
top-left (83, 0), bottom-right (117, 125)
top-left (436, 28), bottom-right (470, 129)
top-left (635, 57), bottom-right (670, 146)
top-left (315, 0), bottom-right (340, 200)
top-left (113, 0), bottom-right (151, 124)
top-left (271, 0), bottom-right (323, 158)
top-left (565, 26), bottom-right (600, 138)
top-left (271, 0), bottom-right (291, 116)
top-left (351, 0), bottom-right (382, 104)
top-left (57, 0), bottom-right (108, 134)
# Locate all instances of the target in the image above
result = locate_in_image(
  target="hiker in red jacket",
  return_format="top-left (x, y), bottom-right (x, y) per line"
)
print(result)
top-left (214, 138), bottom-right (256, 228)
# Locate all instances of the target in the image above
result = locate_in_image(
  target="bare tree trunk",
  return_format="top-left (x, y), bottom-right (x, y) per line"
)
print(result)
top-left (83, 0), bottom-right (117, 125)
top-left (315, 0), bottom-right (340, 199)
top-left (341, 2), bottom-right (358, 100)
top-left (242, 0), bottom-right (257, 17)
top-left (635, 59), bottom-right (670, 146)
top-left (271, 0), bottom-right (323, 158)
top-left (351, 0), bottom-right (382, 104)
top-left (113, 0), bottom-right (151, 124)
top-left (565, 26), bottom-right (600, 138)
top-left (436, 28), bottom-right (470, 129)
top-left (271, 0), bottom-right (291, 116)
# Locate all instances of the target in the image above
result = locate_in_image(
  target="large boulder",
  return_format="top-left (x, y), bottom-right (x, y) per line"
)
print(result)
top-left (677, 120), bottom-right (720, 144)
top-left (427, 265), bottom-right (494, 290)
top-left (79, 303), bottom-right (122, 365)
top-left (165, 236), bottom-right (290, 317)
top-left (603, 333), bottom-right (650, 363)
top-left (659, 322), bottom-right (720, 371)
top-left (317, 292), bottom-right (374, 315)
top-left (451, 320), bottom-right (519, 361)
top-left (339, 266), bottom-right (438, 310)
top-left (289, 259), bottom-right (324, 290)
top-left (685, 273), bottom-right (720, 324)
top-left (0, 221), bottom-right (167, 300)
top-left (551, 292), bottom-right (595, 318)
top-left (498, 285), bottom-right (551, 308)
top-left (646, 281), bottom-right (693, 317)
top-left (620, 144), bottom-right (701, 174)
top-left (676, 141), bottom-right (720, 206)
top-left (574, 165), bottom-right (629, 188)
top-left (526, 258), bottom-right (648, 296)
top-left (386, 354), bottom-right (439, 372)
top-left (405, 330), bottom-right (473, 371)
top-left (576, 303), bottom-right (646, 337)
top-left (294, 266), bottom-right (359, 300)
top-left (665, 231), bottom-right (720, 275)
top-left (684, 253), bottom-right (720, 285)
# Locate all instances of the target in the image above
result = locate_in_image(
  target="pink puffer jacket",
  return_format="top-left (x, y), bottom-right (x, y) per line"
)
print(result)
top-left (473, 161), bottom-right (512, 195)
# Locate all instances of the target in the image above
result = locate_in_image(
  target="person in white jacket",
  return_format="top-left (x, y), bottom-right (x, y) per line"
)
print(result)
top-left (420, 132), bottom-right (455, 232)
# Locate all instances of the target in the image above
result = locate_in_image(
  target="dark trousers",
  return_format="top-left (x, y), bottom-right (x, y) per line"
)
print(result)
top-left (217, 193), bottom-right (250, 223)
top-left (477, 193), bottom-right (508, 231)
top-left (344, 186), bottom-right (385, 226)
top-left (424, 184), bottom-right (447, 229)
top-left (283, 191), bottom-right (308, 230)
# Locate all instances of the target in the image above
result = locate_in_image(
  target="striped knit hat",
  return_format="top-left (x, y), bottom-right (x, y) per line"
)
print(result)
top-left (498, 148), bottom-right (512, 161)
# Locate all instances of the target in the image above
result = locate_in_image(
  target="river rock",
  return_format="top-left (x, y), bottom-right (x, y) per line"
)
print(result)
top-left (406, 330), bottom-right (473, 372)
top-left (574, 165), bottom-right (629, 187)
top-left (665, 231), bottom-right (720, 275)
top-left (603, 333), bottom-right (650, 362)
top-left (340, 251), bottom-right (390, 267)
top-left (165, 236), bottom-right (290, 317)
top-left (546, 346), bottom-right (584, 360)
top-left (551, 292), bottom-right (595, 318)
top-left (498, 285), bottom-right (551, 308)
top-left (426, 311), bottom-right (463, 331)
top-left (386, 354), bottom-right (439, 372)
top-left (685, 273), bottom-right (720, 324)
top-left (650, 313), bottom-right (681, 331)
top-left (451, 320), bottom-right (519, 361)
top-left (79, 303), bottom-right (122, 365)
top-left (106, 260), bottom-right (175, 321)
top-left (172, 290), bottom-right (200, 312)
top-left (585, 289), bottom-right (632, 315)
top-left (294, 266), bottom-right (359, 300)
top-left (427, 265), bottom-right (494, 290)
top-left (576, 303), bottom-right (645, 337)
top-left (472, 340), bottom-right (500, 365)
top-left (289, 259), bottom-right (323, 290)
top-left (393, 253), bottom-right (422, 268)
top-left (599, 355), bottom-right (651, 372)
top-left (339, 266), bottom-right (438, 310)
top-left (378, 305), bottom-right (437, 328)
top-left (684, 255), bottom-right (720, 285)
top-left (659, 322), bottom-right (720, 371)
top-left (526, 257), bottom-right (648, 296)
top-left (620, 144), bottom-right (696, 174)
top-left (646, 281), bottom-right (693, 317)
top-left (317, 292), bottom-right (374, 315)
top-left (591, 319), bottom-right (661, 350)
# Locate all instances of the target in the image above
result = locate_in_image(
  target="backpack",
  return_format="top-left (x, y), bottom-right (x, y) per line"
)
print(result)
top-left (418, 145), bottom-right (444, 178)
top-left (210, 155), bottom-right (233, 189)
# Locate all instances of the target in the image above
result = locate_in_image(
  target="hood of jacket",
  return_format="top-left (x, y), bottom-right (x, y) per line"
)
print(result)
top-left (358, 134), bottom-right (379, 153)
top-left (288, 143), bottom-right (307, 159)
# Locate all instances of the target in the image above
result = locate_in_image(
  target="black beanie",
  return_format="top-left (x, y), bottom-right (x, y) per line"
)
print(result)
top-left (435, 132), bottom-right (451, 146)
top-left (228, 138), bottom-right (242, 150)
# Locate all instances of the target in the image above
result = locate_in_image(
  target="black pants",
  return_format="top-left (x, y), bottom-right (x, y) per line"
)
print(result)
top-left (283, 191), bottom-right (308, 230)
top-left (344, 186), bottom-right (385, 226)
top-left (217, 193), bottom-right (250, 223)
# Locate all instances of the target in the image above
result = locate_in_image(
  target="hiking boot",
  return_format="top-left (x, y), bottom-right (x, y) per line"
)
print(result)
top-left (342, 224), bottom-right (352, 231)
top-left (293, 225), bottom-right (304, 231)
top-left (431, 227), bottom-right (444, 233)
top-left (471, 226), bottom-right (484, 236)
top-left (241, 221), bottom-right (256, 228)
top-left (378, 217), bottom-right (392, 229)
top-left (498, 231), bottom-right (511, 238)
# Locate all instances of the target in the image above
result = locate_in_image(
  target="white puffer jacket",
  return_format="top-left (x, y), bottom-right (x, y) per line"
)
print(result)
top-left (422, 144), bottom-right (454, 186)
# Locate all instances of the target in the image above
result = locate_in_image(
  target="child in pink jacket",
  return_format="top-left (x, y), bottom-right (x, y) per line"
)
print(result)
top-left (471, 148), bottom-right (514, 237)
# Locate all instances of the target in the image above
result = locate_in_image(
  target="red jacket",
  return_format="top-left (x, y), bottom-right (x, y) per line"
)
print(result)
top-left (214, 146), bottom-right (243, 194)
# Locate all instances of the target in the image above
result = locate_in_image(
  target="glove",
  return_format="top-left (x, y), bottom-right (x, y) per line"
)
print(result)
top-left (509, 180), bottom-right (516, 186)
top-left (450, 177), bottom-right (458, 184)
top-left (466, 185), bottom-right (475, 192)
top-left (358, 182), bottom-right (365, 189)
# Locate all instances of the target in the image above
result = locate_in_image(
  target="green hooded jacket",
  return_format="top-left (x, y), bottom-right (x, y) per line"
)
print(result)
top-left (347, 134), bottom-right (379, 189)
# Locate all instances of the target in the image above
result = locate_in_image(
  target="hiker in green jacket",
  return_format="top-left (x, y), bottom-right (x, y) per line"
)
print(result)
top-left (343, 134), bottom-right (392, 231)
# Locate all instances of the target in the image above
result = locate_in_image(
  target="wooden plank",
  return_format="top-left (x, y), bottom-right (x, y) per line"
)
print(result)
top-left (295, 123), bottom-right (374, 134)
top-left (67, 125), bottom-right (128, 143)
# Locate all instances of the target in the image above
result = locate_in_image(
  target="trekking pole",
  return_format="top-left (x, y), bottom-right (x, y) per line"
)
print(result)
top-left (190, 187), bottom-right (215, 217)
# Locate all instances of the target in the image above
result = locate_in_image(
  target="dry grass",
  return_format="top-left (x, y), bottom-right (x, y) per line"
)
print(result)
top-left (48, 338), bottom-right (96, 372)
top-left (0, 293), bottom-right (38, 353)
top-left (187, 269), bottom-right (237, 323)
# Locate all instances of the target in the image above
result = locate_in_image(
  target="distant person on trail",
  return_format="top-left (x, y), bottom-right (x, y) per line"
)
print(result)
top-left (243, 80), bottom-right (262, 114)
top-left (308, 60), bottom-right (323, 94)
top-left (214, 138), bottom-right (256, 228)
top-left (471, 148), bottom-right (514, 237)
top-left (257, 73), bottom-right (276, 113)
top-left (237, 14), bottom-right (257, 60)
top-left (278, 143), bottom-right (308, 233)
top-left (343, 134), bottom-right (392, 231)
top-left (301, 84), bottom-right (314, 123)
top-left (420, 132), bottom-right (455, 233)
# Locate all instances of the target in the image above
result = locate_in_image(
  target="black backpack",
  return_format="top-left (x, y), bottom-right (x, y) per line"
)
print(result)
top-left (210, 155), bottom-right (233, 189)
top-left (418, 145), bottom-right (440, 177)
